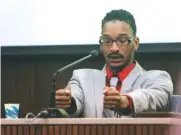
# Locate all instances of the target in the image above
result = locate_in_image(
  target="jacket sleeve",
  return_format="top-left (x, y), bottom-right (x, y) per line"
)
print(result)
top-left (127, 71), bottom-right (173, 113)
top-left (66, 70), bottom-right (84, 117)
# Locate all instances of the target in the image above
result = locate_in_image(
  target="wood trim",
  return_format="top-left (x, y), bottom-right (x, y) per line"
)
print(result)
top-left (1, 42), bottom-right (181, 56)
top-left (1, 118), bottom-right (181, 125)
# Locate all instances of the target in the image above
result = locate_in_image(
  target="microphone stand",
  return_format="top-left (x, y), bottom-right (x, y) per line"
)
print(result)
top-left (50, 54), bottom-right (95, 108)
top-left (39, 51), bottom-right (98, 118)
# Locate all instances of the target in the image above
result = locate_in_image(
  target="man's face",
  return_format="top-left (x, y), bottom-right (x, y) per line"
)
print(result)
top-left (100, 20), bottom-right (139, 69)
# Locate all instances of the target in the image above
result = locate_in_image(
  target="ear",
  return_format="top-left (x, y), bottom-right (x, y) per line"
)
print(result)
top-left (100, 45), bottom-right (103, 54)
top-left (99, 37), bottom-right (103, 52)
top-left (100, 44), bottom-right (102, 50)
top-left (133, 37), bottom-right (139, 51)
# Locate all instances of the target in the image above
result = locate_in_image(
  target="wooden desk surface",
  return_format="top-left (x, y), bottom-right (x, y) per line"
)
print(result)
top-left (1, 117), bottom-right (181, 125)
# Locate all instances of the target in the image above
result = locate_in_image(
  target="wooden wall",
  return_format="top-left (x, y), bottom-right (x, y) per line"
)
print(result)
top-left (1, 44), bottom-right (181, 118)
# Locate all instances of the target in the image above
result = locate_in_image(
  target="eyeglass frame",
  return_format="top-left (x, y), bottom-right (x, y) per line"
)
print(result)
top-left (99, 35), bottom-right (136, 47)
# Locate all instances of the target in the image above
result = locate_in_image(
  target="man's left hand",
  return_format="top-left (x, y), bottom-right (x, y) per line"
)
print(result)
top-left (103, 86), bottom-right (129, 109)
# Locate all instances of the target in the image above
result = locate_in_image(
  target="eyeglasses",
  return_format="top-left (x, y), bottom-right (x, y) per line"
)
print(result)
top-left (99, 36), bottom-right (135, 47)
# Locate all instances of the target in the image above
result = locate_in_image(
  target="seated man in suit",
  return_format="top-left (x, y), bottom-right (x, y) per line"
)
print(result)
top-left (55, 9), bottom-right (173, 117)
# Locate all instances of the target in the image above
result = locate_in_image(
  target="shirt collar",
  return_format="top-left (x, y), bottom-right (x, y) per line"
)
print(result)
top-left (106, 61), bottom-right (136, 82)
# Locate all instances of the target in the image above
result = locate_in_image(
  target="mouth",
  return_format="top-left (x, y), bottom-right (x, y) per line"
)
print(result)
top-left (108, 56), bottom-right (124, 61)
top-left (109, 59), bottom-right (124, 64)
top-left (106, 54), bottom-right (125, 66)
top-left (107, 56), bottom-right (124, 66)
top-left (108, 57), bottom-right (124, 63)
top-left (108, 55), bottom-right (122, 59)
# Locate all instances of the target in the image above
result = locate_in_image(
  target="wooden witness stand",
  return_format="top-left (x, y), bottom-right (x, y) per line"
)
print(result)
top-left (1, 112), bottom-right (181, 135)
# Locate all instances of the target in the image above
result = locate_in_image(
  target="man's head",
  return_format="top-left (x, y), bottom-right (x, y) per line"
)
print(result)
top-left (99, 9), bottom-right (139, 71)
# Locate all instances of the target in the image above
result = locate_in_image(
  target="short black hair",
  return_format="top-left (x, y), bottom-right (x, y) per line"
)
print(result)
top-left (101, 9), bottom-right (137, 36)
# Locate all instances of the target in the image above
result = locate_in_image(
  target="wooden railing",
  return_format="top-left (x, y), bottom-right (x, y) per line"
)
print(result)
top-left (1, 114), bottom-right (181, 135)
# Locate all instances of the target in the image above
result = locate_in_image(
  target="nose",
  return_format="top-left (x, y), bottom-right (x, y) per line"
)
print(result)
top-left (110, 41), bottom-right (119, 52)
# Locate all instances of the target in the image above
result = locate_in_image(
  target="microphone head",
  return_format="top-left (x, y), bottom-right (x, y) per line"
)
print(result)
top-left (90, 50), bottom-right (99, 57)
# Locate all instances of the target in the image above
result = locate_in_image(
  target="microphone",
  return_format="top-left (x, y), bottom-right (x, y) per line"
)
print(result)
top-left (52, 50), bottom-right (98, 81)
top-left (51, 50), bottom-right (98, 107)
top-left (39, 50), bottom-right (99, 118)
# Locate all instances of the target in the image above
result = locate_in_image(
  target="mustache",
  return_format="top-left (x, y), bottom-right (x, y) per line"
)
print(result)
top-left (107, 53), bottom-right (124, 59)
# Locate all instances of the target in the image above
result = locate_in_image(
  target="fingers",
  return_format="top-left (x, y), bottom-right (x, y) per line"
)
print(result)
top-left (56, 100), bottom-right (71, 104)
top-left (55, 87), bottom-right (72, 109)
top-left (56, 102), bottom-right (71, 108)
top-left (103, 86), bottom-right (112, 94)
top-left (56, 104), bottom-right (71, 109)
top-left (104, 105), bottom-right (116, 109)
top-left (104, 101), bottom-right (118, 105)
top-left (56, 89), bottom-right (71, 96)
top-left (55, 95), bottom-right (70, 101)
top-left (103, 91), bottom-right (121, 109)
top-left (55, 89), bottom-right (71, 101)
top-left (103, 87), bottom-right (119, 95)
top-left (56, 98), bottom-right (72, 109)
top-left (104, 95), bottom-right (120, 101)
top-left (104, 95), bottom-right (130, 109)
top-left (104, 96), bottom-right (121, 108)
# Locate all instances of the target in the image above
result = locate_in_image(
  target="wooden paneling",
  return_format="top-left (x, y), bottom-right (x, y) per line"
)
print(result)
top-left (1, 124), bottom-right (180, 135)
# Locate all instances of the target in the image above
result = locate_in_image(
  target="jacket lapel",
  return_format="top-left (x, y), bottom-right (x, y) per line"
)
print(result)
top-left (121, 62), bottom-right (144, 93)
top-left (101, 66), bottom-right (115, 117)
top-left (93, 70), bottom-right (106, 117)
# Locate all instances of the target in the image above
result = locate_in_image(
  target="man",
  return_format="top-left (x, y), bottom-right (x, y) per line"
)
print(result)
top-left (55, 9), bottom-right (173, 117)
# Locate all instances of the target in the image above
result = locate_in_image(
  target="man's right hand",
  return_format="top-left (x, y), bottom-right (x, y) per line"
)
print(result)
top-left (55, 87), bottom-right (72, 109)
